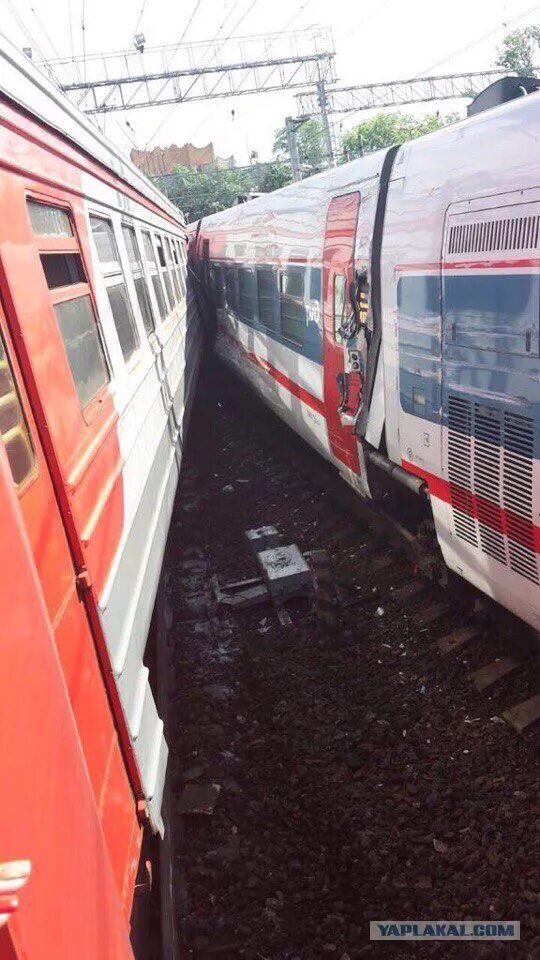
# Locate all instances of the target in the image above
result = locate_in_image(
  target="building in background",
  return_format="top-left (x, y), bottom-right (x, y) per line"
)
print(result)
top-left (131, 142), bottom-right (234, 176)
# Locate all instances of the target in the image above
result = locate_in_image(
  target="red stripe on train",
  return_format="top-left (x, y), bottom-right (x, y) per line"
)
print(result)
top-left (395, 257), bottom-right (540, 272)
top-left (245, 349), bottom-right (325, 416)
top-left (402, 459), bottom-right (540, 554)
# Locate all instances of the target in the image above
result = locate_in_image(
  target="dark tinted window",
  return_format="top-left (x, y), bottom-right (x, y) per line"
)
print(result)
top-left (257, 268), bottom-right (277, 328)
top-left (225, 267), bottom-right (238, 310)
top-left (239, 267), bottom-right (257, 320)
top-left (280, 267), bottom-right (306, 345)
top-left (310, 267), bottom-right (322, 302)
top-left (40, 253), bottom-right (85, 289)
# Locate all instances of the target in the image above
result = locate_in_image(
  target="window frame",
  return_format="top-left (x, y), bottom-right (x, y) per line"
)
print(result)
top-left (257, 266), bottom-right (277, 329)
top-left (89, 213), bottom-right (141, 367)
top-left (238, 265), bottom-right (257, 322)
top-left (164, 235), bottom-right (181, 302)
top-left (154, 232), bottom-right (174, 314)
top-left (121, 220), bottom-right (156, 337)
top-left (142, 229), bottom-right (168, 323)
top-left (0, 326), bottom-right (37, 492)
top-left (27, 196), bottom-right (110, 418)
top-left (177, 239), bottom-right (187, 299)
top-left (225, 265), bottom-right (239, 312)
top-left (279, 265), bottom-right (307, 346)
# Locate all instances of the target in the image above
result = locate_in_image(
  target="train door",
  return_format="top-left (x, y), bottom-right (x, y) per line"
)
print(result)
top-left (322, 192), bottom-right (361, 473)
top-left (0, 193), bottom-right (140, 903)
top-left (0, 442), bottom-right (134, 960)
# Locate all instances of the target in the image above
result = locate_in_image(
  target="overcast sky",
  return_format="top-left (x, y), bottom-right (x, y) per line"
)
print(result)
top-left (3, 0), bottom-right (540, 164)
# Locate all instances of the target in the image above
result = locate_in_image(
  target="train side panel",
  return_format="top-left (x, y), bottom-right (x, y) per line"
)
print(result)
top-left (197, 155), bottom-right (384, 483)
top-left (194, 92), bottom-right (540, 631)
top-left (382, 96), bottom-right (540, 627)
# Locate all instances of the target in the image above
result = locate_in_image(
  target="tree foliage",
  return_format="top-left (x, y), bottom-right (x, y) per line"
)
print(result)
top-left (496, 26), bottom-right (540, 74)
top-left (341, 111), bottom-right (459, 160)
top-left (273, 119), bottom-right (327, 172)
top-left (257, 163), bottom-right (292, 192)
top-left (160, 162), bottom-right (292, 222)
top-left (160, 165), bottom-right (255, 222)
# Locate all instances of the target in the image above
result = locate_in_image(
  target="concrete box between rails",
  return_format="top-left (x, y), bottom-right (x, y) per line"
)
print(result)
top-left (257, 544), bottom-right (312, 599)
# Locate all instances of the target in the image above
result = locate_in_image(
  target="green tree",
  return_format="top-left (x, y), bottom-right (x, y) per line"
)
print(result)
top-left (257, 162), bottom-right (292, 192)
top-left (273, 119), bottom-right (327, 172)
top-left (160, 165), bottom-right (253, 222)
top-left (158, 161), bottom-right (293, 221)
top-left (496, 26), bottom-right (540, 74)
top-left (340, 111), bottom-right (459, 161)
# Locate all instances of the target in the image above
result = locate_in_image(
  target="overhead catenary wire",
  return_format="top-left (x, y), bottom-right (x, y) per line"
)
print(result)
top-left (132, 0), bottom-right (149, 38)
top-left (81, 0), bottom-right (87, 87)
top-left (144, 0), bottom-right (258, 148)
top-left (420, 1), bottom-right (540, 75)
top-left (67, 0), bottom-right (82, 83)
top-left (1, 0), bottom-right (60, 84)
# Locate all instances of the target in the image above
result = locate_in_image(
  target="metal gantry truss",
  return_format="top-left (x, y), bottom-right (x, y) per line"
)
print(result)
top-left (42, 29), bottom-right (336, 115)
top-left (295, 69), bottom-right (530, 117)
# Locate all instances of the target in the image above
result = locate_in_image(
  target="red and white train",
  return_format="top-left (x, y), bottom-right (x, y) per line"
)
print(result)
top-left (0, 33), bottom-right (201, 960)
top-left (192, 87), bottom-right (540, 633)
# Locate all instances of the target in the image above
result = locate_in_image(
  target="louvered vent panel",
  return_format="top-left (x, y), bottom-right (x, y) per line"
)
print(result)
top-left (447, 396), bottom-right (539, 584)
top-left (502, 412), bottom-right (538, 583)
top-left (448, 396), bottom-right (478, 546)
top-left (448, 214), bottom-right (540, 256)
top-left (473, 405), bottom-right (505, 564)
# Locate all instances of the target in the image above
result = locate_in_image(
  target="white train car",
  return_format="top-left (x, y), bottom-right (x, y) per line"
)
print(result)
top-left (192, 89), bottom-right (540, 631)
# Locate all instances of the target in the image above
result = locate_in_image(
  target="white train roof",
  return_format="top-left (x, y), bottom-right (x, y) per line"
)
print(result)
top-left (0, 31), bottom-right (184, 227)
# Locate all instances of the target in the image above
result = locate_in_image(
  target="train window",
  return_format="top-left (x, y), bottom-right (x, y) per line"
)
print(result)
top-left (257, 268), bottom-right (277, 328)
top-left (0, 333), bottom-right (35, 487)
top-left (89, 217), bottom-right (120, 275)
top-left (225, 266), bottom-right (238, 311)
top-left (27, 201), bottom-right (72, 238)
top-left (333, 274), bottom-right (347, 340)
top-left (90, 216), bottom-right (140, 363)
top-left (238, 267), bottom-right (257, 321)
top-left (29, 200), bottom-right (110, 411)
top-left (155, 234), bottom-right (174, 310)
top-left (142, 231), bottom-right (167, 321)
top-left (53, 295), bottom-right (109, 409)
top-left (40, 253), bottom-right (85, 289)
top-left (173, 239), bottom-right (186, 299)
top-left (280, 267), bottom-right (306, 345)
top-left (165, 237), bottom-right (181, 302)
top-left (122, 225), bottom-right (155, 336)
top-left (310, 268), bottom-right (322, 302)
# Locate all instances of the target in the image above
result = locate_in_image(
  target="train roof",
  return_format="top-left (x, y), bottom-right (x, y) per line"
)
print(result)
top-left (197, 150), bottom-right (387, 231)
top-left (0, 30), bottom-right (184, 227)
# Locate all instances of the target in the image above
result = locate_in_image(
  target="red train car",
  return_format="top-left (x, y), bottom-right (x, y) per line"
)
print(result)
top-left (0, 34), bottom-right (202, 959)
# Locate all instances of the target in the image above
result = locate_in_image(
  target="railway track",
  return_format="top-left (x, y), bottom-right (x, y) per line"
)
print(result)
top-left (164, 360), bottom-right (540, 959)
top-left (208, 361), bottom-right (540, 736)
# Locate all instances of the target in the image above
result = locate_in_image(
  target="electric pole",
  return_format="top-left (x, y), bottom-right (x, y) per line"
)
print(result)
top-left (316, 79), bottom-right (336, 166)
top-left (285, 116), bottom-right (302, 182)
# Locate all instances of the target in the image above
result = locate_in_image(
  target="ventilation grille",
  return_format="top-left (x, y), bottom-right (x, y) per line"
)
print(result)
top-left (448, 396), bottom-right (478, 548)
top-left (448, 215), bottom-right (540, 256)
top-left (447, 396), bottom-right (538, 583)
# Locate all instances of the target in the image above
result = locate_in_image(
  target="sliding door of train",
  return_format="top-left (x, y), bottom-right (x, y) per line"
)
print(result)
top-left (322, 191), bottom-right (361, 474)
